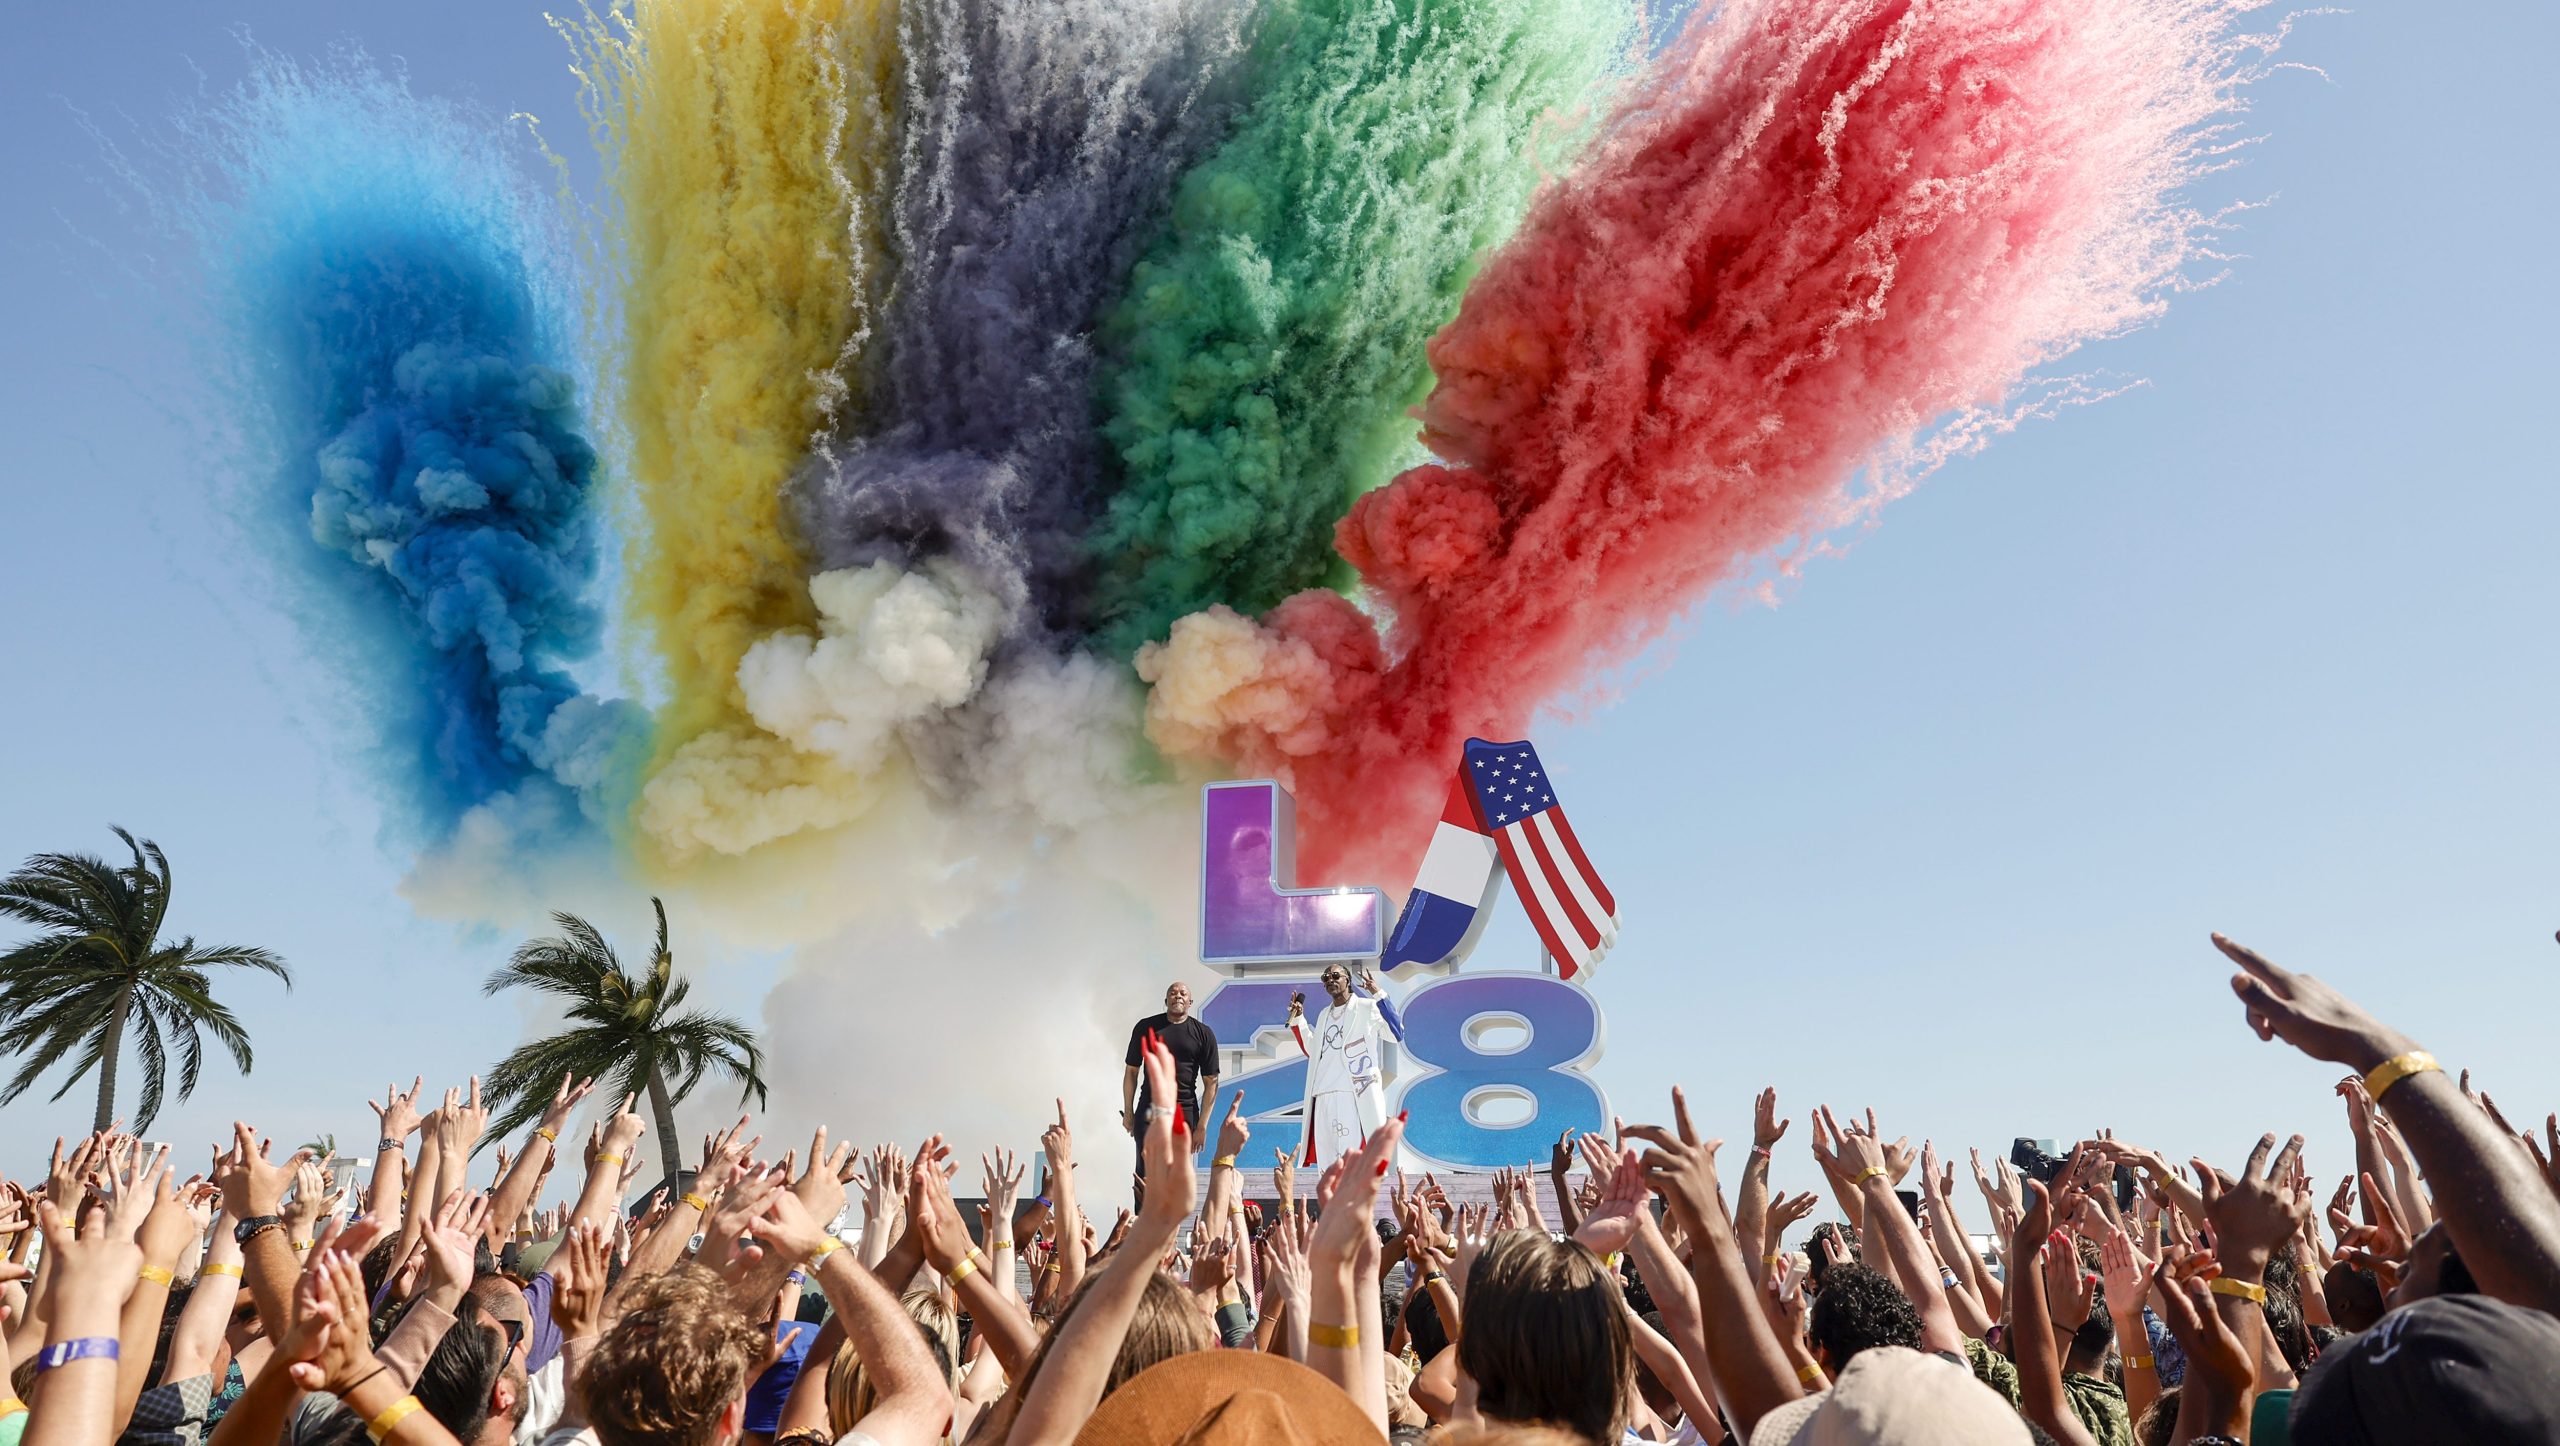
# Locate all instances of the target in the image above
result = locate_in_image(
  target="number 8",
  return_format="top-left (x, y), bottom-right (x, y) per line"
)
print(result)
top-left (1393, 972), bottom-right (1607, 1169)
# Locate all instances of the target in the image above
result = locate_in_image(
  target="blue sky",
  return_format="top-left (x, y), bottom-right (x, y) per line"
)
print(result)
top-left (2, 2), bottom-right (2553, 1205)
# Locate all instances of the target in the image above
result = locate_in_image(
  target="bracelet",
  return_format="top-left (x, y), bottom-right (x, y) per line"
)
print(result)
top-left (140, 1263), bottom-right (176, 1286)
top-left (1309, 1321), bottom-right (1359, 1349)
top-left (377, 1138), bottom-right (402, 1152)
top-left (202, 1262), bottom-right (244, 1278)
top-left (1796, 1362), bottom-right (1823, 1386)
top-left (292, 1240), bottom-right (315, 1252)
top-left (1851, 1166), bottom-right (1887, 1186)
top-left (0, 1399), bottom-right (23, 1418)
top-left (810, 1237), bottom-right (845, 1263)
top-left (34, 1337), bottom-right (119, 1372)
top-left (1939, 1271), bottom-right (1959, 1289)
top-left (1751, 1146), bottom-right (1772, 1159)
top-left (991, 1240), bottom-right (1014, 1252)
top-left (2125, 1353), bottom-right (2155, 1370)
top-left (533, 1127), bottom-right (559, 1144)
top-left (595, 1151), bottom-right (624, 1166)
top-left (2207, 1277), bottom-right (2268, 1304)
top-left (339, 1364), bottom-right (390, 1400)
top-left (1213, 1155), bottom-right (1238, 1169)
top-left (2363, 1050), bottom-right (2441, 1103)
top-left (950, 1250), bottom-right (984, 1284)
top-left (1422, 1270), bottom-right (1447, 1285)
top-left (366, 1394), bottom-right (425, 1443)
top-left (1762, 1253), bottom-right (1784, 1265)
top-left (680, 1193), bottom-right (712, 1212)
top-left (786, 1270), bottom-right (806, 1285)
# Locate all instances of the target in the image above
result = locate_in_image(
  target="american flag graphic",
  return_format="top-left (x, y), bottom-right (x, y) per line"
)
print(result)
top-left (1462, 739), bottom-right (1619, 978)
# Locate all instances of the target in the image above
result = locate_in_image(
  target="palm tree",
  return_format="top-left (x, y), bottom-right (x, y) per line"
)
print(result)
top-left (0, 827), bottom-right (291, 1131)
top-left (481, 898), bottom-right (765, 1178)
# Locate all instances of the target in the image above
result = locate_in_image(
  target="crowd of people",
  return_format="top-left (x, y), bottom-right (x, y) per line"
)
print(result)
top-left (0, 933), bottom-right (2555, 1446)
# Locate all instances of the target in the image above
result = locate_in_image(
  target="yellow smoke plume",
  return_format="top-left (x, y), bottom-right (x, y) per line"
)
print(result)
top-left (561, 0), bottom-right (900, 864)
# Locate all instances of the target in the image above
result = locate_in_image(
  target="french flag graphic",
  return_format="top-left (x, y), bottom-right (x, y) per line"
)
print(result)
top-left (1379, 772), bottom-right (1504, 974)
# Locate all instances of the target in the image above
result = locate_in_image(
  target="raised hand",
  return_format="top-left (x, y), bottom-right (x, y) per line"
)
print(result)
top-left (1753, 1088), bottom-right (1789, 1151)
top-left (2195, 1133), bottom-right (2313, 1275)
top-left (447, 1076), bottom-right (490, 1154)
top-left (1571, 1134), bottom-right (1649, 1255)
top-left (541, 1072), bottom-right (597, 1138)
top-left (1216, 1093), bottom-right (1252, 1159)
top-left (1134, 1034), bottom-right (1198, 1230)
top-left (421, 1189), bottom-right (490, 1297)
top-left (1625, 1088), bottom-right (1726, 1238)
top-left (372, 1076), bottom-right (426, 1143)
top-left (699, 1116), bottom-right (759, 1195)
top-left (549, 1221), bottom-right (613, 1339)
top-left (1272, 1149), bottom-right (1297, 1210)
top-left (793, 1127), bottom-right (854, 1224)
top-left (1764, 1190), bottom-right (1820, 1244)
top-left (2216, 933), bottom-right (2416, 1071)
top-left (1041, 1101), bottom-right (1075, 1179)
top-left (909, 1139), bottom-right (977, 1276)
top-left (215, 1124), bottom-right (291, 1221)
top-left (983, 1148), bottom-right (1025, 1228)
top-left (2150, 1251), bottom-right (2257, 1439)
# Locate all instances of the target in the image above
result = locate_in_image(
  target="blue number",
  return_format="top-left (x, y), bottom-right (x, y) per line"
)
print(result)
top-left (1394, 972), bottom-right (1606, 1169)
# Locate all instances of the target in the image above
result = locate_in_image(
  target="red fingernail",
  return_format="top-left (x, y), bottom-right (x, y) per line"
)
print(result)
top-left (1398, 1110), bottom-right (1409, 1123)
top-left (1375, 1158), bottom-right (1390, 1177)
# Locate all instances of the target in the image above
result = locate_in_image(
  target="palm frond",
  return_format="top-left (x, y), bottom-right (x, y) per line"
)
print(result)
top-left (131, 997), bottom-right (168, 1131)
top-left (157, 941), bottom-right (292, 985)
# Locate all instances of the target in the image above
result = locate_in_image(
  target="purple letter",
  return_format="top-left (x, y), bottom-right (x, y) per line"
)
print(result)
top-left (1199, 781), bottom-right (1383, 972)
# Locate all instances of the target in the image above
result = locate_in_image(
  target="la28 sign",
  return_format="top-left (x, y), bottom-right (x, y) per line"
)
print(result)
top-left (1195, 781), bottom-right (1607, 1170)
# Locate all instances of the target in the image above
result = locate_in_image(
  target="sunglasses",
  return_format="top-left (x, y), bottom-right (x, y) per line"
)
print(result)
top-left (492, 1317), bottom-right (526, 1353)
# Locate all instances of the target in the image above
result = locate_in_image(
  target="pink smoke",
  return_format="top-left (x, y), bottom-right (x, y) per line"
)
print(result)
top-left (1137, 0), bottom-right (2275, 881)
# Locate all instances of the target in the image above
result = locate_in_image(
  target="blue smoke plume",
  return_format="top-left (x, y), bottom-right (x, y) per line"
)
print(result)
top-left (193, 54), bottom-right (645, 845)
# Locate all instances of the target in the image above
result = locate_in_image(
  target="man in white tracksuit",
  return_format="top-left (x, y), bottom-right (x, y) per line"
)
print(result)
top-left (1288, 962), bottom-right (1406, 1171)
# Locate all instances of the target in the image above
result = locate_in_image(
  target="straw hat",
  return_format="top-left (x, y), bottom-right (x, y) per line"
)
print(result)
top-left (1072, 1350), bottom-right (1387, 1445)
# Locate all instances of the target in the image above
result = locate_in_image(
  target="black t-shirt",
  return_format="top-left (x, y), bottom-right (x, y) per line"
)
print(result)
top-left (1126, 1013), bottom-right (1219, 1114)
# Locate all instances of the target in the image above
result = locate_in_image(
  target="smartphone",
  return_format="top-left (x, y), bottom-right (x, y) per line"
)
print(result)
top-left (1290, 990), bottom-right (1305, 1011)
top-left (1896, 1188), bottom-right (1922, 1223)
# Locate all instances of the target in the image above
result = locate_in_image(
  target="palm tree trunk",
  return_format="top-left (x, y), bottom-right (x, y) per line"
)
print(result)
top-left (644, 1064), bottom-right (684, 1187)
top-left (93, 983), bottom-right (135, 1132)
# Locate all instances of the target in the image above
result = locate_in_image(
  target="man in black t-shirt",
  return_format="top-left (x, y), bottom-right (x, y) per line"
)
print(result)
top-left (1122, 980), bottom-right (1219, 1208)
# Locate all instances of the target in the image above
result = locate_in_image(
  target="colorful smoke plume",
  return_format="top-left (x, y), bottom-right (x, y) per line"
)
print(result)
top-left (1138, 0), bottom-right (2283, 879)
top-left (191, 54), bottom-right (644, 860)
top-left (175, 0), bottom-right (2293, 1144)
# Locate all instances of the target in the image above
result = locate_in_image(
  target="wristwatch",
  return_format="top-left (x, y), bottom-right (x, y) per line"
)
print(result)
top-left (233, 1214), bottom-right (284, 1244)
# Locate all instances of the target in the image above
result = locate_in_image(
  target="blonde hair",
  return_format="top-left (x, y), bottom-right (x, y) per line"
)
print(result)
top-left (827, 1289), bottom-right (963, 1438)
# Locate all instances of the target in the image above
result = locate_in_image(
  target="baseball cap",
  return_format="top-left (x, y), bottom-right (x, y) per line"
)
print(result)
top-left (2290, 1293), bottom-right (2560, 1444)
top-left (1749, 1346), bottom-right (2033, 1446)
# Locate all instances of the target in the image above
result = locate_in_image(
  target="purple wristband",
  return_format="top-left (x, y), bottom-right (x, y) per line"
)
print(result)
top-left (35, 1336), bottom-right (119, 1371)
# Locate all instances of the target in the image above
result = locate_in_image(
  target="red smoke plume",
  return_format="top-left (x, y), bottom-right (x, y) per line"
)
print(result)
top-left (1138, 0), bottom-right (2275, 880)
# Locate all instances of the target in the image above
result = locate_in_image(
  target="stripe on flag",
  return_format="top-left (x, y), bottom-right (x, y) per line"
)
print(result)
top-left (1461, 738), bottom-right (1620, 979)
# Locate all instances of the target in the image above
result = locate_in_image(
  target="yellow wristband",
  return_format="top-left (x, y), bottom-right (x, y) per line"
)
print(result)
top-left (0, 1398), bottom-right (26, 1417)
top-left (595, 1152), bottom-right (623, 1166)
top-left (680, 1193), bottom-right (712, 1212)
top-left (139, 1264), bottom-right (176, 1286)
top-left (1762, 1254), bottom-right (1785, 1264)
top-left (2363, 1050), bottom-right (2441, 1103)
top-left (202, 1262), bottom-right (244, 1279)
top-left (1309, 1321), bottom-right (1359, 1349)
top-left (1796, 1362), bottom-right (1824, 1385)
top-left (2207, 1277), bottom-right (2268, 1304)
top-left (1212, 1155), bottom-right (1238, 1169)
top-left (533, 1127), bottom-right (559, 1144)
top-left (810, 1236), bottom-right (844, 1264)
top-left (292, 1240), bottom-right (314, 1252)
top-left (991, 1240), bottom-right (1013, 1252)
top-left (366, 1395), bottom-right (425, 1443)
top-left (1852, 1166), bottom-right (1887, 1186)
top-left (949, 1250), bottom-right (982, 1284)
top-left (2125, 1353), bottom-right (2155, 1370)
